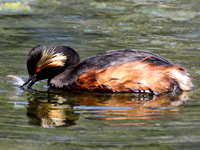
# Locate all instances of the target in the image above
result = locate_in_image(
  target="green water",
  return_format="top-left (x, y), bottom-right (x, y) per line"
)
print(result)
top-left (0, 0), bottom-right (200, 149)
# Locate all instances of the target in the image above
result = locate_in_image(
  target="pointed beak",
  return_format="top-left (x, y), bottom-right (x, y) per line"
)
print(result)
top-left (20, 75), bottom-right (37, 88)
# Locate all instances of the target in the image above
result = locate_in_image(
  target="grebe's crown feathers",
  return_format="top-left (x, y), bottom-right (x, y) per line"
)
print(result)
top-left (36, 46), bottom-right (67, 70)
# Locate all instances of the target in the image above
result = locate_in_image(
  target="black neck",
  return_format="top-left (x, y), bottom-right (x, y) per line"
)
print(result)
top-left (49, 46), bottom-right (80, 88)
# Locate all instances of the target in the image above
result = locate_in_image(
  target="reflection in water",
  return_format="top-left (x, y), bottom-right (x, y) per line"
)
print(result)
top-left (27, 100), bottom-right (79, 128)
top-left (26, 90), bottom-right (190, 128)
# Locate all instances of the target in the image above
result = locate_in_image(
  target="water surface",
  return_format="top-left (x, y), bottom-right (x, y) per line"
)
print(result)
top-left (0, 0), bottom-right (200, 149)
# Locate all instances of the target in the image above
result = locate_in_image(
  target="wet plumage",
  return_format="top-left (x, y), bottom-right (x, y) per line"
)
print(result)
top-left (21, 45), bottom-right (194, 94)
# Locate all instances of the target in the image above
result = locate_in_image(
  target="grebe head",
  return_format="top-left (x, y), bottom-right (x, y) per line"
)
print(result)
top-left (21, 45), bottom-right (80, 88)
top-left (169, 66), bottom-right (194, 91)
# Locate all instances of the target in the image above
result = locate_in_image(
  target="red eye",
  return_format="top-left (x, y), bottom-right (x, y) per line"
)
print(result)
top-left (36, 67), bottom-right (41, 73)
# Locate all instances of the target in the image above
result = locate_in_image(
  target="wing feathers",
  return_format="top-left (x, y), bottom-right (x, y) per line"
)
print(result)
top-left (74, 60), bottom-right (193, 93)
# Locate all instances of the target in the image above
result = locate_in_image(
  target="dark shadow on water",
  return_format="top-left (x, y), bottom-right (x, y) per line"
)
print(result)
top-left (26, 89), bottom-right (191, 128)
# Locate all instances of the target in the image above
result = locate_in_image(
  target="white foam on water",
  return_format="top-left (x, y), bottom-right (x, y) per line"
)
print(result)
top-left (7, 75), bottom-right (25, 86)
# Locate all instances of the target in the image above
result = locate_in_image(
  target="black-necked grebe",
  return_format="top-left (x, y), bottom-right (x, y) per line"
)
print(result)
top-left (21, 45), bottom-right (193, 94)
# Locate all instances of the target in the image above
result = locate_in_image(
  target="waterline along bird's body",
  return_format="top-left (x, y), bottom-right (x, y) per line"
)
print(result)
top-left (21, 45), bottom-right (193, 94)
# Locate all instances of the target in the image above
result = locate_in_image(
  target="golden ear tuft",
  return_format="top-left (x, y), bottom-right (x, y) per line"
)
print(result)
top-left (36, 47), bottom-right (67, 70)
